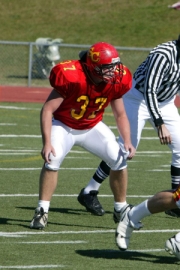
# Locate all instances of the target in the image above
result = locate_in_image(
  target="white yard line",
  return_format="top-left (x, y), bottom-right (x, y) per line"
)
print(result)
top-left (0, 229), bottom-right (179, 237)
top-left (13, 241), bottom-right (87, 244)
top-left (0, 194), bottom-right (151, 197)
top-left (0, 123), bottom-right (17, 126)
top-left (0, 134), bottom-right (159, 139)
top-left (0, 150), bottom-right (171, 153)
top-left (0, 135), bottom-right (41, 138)
top-left (0, 150), bottom-right (88, 153)
top-left (0, 105), bottom-right (40, 111)
top-left (0, 168), bottom-right (96, 170)
top-left (0, 266), bottom-right (65, 269)
top-left (0, 168), bottom-right (170, 172)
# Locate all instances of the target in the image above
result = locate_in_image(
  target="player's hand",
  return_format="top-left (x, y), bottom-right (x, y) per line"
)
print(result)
top-left (157, 124), bottom-right (172, 145)
top-left (41, 144), bottom-right (56, 163)
top-left (124, 143), bottom-right (136, 160)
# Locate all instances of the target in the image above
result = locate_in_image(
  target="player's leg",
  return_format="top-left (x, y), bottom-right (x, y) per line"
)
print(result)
top-left (84, 160), bottom-right (110, 193)
top-left (115, 188), bottom-right (179, 251)
top-left (111, 88), bottom-right (149, 220)
top-left (160, 99), bottom-right (180, 189)
top-left (79, 121), bottom-right (127, 215)
top-left (150, 99), bottom-right (180, 217)
top-left (165, 106), bottom-right (180, 217)
top-left (30, 120), bottom-right (74, 229)
top-left (110, 168), bottom-right (129, 222)
top-left (117, 186), bottom-right (180, 260)
top-left (77, 160), bottom-right (110, 215)
top-left (77, 122), bottom-right (119, 216)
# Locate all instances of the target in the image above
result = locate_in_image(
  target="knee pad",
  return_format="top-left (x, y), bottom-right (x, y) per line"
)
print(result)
top-left (105, 141), bottom-right (127, 170)
top-left (45, 162), bottom-right (59, 171)
top-left (44, 152), bottom-right (62, 171)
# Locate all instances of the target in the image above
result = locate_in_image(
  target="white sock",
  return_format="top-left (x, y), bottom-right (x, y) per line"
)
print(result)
top-left (129, 200), bottom-right (151, 224)
top-left (38, 200), bottom-right (50, 213)
top-left (114, 201), bottom-right (127, 212)
top-left (175, 232), bottom-right (180, 242)
top-left (83, 179), bottom-right (101, 194)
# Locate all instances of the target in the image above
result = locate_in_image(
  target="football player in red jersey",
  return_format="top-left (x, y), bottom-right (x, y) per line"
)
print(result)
top-left (30, 41), bottom-right (134, 229)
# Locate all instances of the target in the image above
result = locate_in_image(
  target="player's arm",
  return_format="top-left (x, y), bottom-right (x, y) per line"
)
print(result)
top-left (40, 89), bottom-right (64, 163)
top-left (110, 97), bottom-right (135, 159)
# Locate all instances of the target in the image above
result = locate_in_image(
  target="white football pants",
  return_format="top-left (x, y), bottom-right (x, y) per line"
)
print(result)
top-left (118, 82), bottom-right (180, 177)
top-left (45, 119), bottom-right (128, 171)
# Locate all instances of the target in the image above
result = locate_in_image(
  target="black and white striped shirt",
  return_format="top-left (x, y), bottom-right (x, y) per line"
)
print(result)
top-left (134, 40), bottom-right (180, 126)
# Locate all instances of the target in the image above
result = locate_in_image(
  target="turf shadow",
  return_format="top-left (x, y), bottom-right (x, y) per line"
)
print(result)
top-left (76, 249), bottom-right (180, 264)
top-left (16, 206), bottom-right (112, 216)
top-left (9, 207), bottom-right (114, 229)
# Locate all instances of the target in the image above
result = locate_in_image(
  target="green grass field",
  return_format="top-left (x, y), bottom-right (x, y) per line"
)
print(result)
top-left (0, 102), bottom-right (180, 269)
top-left (0, 1), bottom-right (180, 268)
top-left (0, 0), bottom-right (179, 88)
top-left (0, 0), bottom-right (179, 47)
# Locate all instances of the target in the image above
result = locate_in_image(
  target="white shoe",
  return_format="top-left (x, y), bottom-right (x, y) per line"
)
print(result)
top-left (165, 234), bottom-right (180, 260)
top-left (113, 208), bottom-right (121, 223)
top-left (113, 204), bottom-right (134, 223)
top-left (30, 207), bottom-right (48, 229)
top-left (115, 204), bottom-right (143, 250)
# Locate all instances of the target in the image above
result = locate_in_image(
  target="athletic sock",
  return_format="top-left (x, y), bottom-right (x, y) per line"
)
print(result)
top-left (171, 165), bottom-right (180, 189)
top-left (83, 161), bottom-right (110, 193)
top-left (83, 179), bottom-right (101, 194)
top-left (93, 160), bottom-right (110, 184)
top-left (175, 232), bottom-right (180, 242)
top-left (38, 200), bottom-right (50, 213)
top-left (114, 201), bottom-right (127, 212)
top-left (129, 199), bottom-right (151, 224)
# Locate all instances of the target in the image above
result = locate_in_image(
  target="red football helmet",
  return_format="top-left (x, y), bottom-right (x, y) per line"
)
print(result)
top-left (86, 42), bottom-right (123, 83)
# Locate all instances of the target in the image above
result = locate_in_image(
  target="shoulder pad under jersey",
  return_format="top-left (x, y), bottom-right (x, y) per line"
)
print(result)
top-left (51, 60), bottom-right (84, 83)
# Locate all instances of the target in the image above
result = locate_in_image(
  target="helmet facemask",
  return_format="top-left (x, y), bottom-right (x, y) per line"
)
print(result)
top-left (93, 62), bottom-right (124, 83)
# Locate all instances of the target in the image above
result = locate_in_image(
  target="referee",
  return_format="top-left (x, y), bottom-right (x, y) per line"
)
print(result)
top-left (78, 35), bottom-right (180, 219)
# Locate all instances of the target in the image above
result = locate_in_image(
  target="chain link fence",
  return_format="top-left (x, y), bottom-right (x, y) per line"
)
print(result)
top-left (0, 40), bottom-right (152, 88)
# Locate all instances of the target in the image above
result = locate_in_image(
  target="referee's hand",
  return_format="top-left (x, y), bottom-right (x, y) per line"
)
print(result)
top-left (157, 124), bottom-right (172, 145)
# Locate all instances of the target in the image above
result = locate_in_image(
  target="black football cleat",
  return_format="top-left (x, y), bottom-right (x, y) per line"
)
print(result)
top-left (77, 188), bottom-right (105, 216)
top-left (165, 208), bottom-right (180, 218)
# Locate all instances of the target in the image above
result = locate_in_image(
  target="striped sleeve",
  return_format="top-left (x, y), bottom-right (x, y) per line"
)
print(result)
top-left (144, 53), bottom-right (169, 126)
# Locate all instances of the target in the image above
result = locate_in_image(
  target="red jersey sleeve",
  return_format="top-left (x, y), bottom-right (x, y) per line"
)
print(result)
top-left (49, 65), bottom-right (68, 98)
top-left (120, 66), bottom-right (132, 96)
top-left (49, 60), bottom-right (81, 98)
top-left (113, 66), bottom-right (132, 99)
